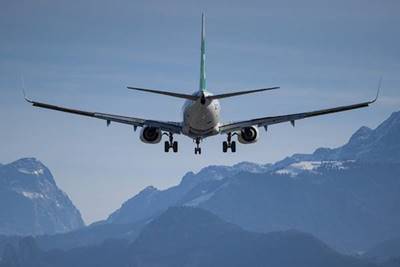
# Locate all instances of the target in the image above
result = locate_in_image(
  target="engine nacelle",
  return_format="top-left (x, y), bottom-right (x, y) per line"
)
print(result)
top-left (140, 127), bottom-right (162, 144)
top-left (237, 126), bottom-right (259, 144)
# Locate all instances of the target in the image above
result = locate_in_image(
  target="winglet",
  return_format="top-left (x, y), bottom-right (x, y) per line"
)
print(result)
top-left (23, 92), bottom-right (32, 103)
top-left (370, 77), bottom-right (382, 104)
top-left (21, 76), bottom-right (33, 103)
top-left (22, 89), bottom-right (33, 103)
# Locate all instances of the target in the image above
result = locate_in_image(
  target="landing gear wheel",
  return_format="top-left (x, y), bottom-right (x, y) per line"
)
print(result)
top-left (222, 141), bottom-right (228, 153)
top-left (223, 133), bottom-right (237, 153)
top-left (172, 141), bottom-right (178, 153)
top-left (164, 132), bottom-right (177, 153)
top-left (231, 141), bottom-right (236, 153)
top-left (164, 141), bottom-right (170, 153)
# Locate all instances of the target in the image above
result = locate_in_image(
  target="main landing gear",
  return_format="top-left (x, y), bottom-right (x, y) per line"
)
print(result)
top-left (164, 132), bottom-right (178, 153)
top-left (194, 138), bottom-right (202, 155)
top-left (223, 132), bottom-right (236, 153)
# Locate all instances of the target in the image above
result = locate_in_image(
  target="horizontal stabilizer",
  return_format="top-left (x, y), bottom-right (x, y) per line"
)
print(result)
top-left (127, 86), bottom-right (280, 101)
top-left (127, 87), bottom-right (198, 101)
top-left (207, 87), bottom-right (279, 100)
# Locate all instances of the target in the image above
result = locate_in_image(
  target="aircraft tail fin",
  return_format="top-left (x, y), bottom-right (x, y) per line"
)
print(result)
top-left (199, 13), bottom-right (206, 92)
top-left (128, 14), bottom-right (280, 102)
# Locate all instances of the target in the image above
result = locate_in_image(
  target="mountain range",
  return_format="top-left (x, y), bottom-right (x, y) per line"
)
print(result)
top-left (105, 111), bottom-right (400, 252)
top-left (0, 207), bottom-right (377, 267)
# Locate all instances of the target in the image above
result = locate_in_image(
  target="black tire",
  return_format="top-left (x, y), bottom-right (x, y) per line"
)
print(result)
top-left (164, 141), bottom-right (170, 152)
top-left (231, 141), bottom-right (236, 153)
top-left (222, 141), bottom-right (228, 153)
top-left (173, 141), bottom-right (178, 153)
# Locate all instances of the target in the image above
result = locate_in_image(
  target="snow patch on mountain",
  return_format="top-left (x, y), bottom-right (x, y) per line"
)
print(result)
top-left (275, 160), bottom-right (352, 177)
top-left (184, 191), bottom-right (215, 207)
top-left (292, 161), bottom-right (322, 171)
top-left (20, 191), bottom-right (45, 199)
top-left (232, 161), bottom-right (272, 173)
top-left (18, 168), bottom-right (44, 176)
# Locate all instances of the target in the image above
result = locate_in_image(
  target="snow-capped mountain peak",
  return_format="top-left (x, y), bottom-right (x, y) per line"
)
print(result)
top-left (0, 158), bottom-right (84, 235)
top-left (10, 158), bottom-right (47, 176)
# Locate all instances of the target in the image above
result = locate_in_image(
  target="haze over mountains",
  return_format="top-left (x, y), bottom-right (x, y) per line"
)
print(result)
top-left (365, 237), bottom-right (400, 264)
top-left (0, 110), bottom-right (399, 266)
top-left (0, 207), bottom-right (377, 267)
top-left (105, 111), bottom-right (400, 252)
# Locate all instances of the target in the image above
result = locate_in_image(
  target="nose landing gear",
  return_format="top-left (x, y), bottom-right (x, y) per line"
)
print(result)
top-left (194, 138), bottom-right (202, 154)
top-left (164, 132), bottom-right (178, 153)
top-left (223, 132), bottom-right (236, 153)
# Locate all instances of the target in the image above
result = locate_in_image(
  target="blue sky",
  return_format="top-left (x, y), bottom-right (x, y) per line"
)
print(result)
top-left (1, 0), bottom-right (399, 223)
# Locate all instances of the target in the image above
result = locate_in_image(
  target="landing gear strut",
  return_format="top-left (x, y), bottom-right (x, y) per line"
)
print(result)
top-left (223, 133), bottom-right (236, 153)
top-left (164, 132), bottom-right (178, 153)
top-left (194, 138), bottom-right (202, 155)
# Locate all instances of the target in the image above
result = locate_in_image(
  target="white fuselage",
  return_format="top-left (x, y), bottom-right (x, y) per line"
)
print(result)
top-left (181, 91), bottom-right (220, 138)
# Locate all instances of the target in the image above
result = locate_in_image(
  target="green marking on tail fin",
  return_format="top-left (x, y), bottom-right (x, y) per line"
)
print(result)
top-left (199, 13), bottom-right (206, 92)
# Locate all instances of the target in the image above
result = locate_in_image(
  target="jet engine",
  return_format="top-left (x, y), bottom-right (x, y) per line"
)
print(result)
top-left (238, 126), bottom-right (259, 144)
top-left (140, 127), bottom-right (162, 144)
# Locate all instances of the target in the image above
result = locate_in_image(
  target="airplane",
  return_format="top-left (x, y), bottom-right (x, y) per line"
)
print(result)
top-left (24, 13), bottom-right (380, 155)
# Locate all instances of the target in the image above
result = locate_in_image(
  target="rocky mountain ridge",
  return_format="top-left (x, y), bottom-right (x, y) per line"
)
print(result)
top-left (0, 158), bottom-right (84, 236)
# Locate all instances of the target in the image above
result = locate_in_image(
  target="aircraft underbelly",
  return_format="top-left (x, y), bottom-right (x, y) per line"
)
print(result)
top-left (182, 101), bottom-right (220, 137)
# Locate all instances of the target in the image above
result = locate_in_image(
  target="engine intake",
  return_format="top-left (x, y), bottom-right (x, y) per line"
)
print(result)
top-left (238, 126), bottom-right (259, 144)
top-left (140, 127), bottom-right (162, 144)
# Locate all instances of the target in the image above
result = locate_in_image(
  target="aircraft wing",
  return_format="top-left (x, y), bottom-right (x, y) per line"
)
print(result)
top-left (219, 92), bottom-right (379, 134)
top-left (25, 98), bottom-right (182, 134)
